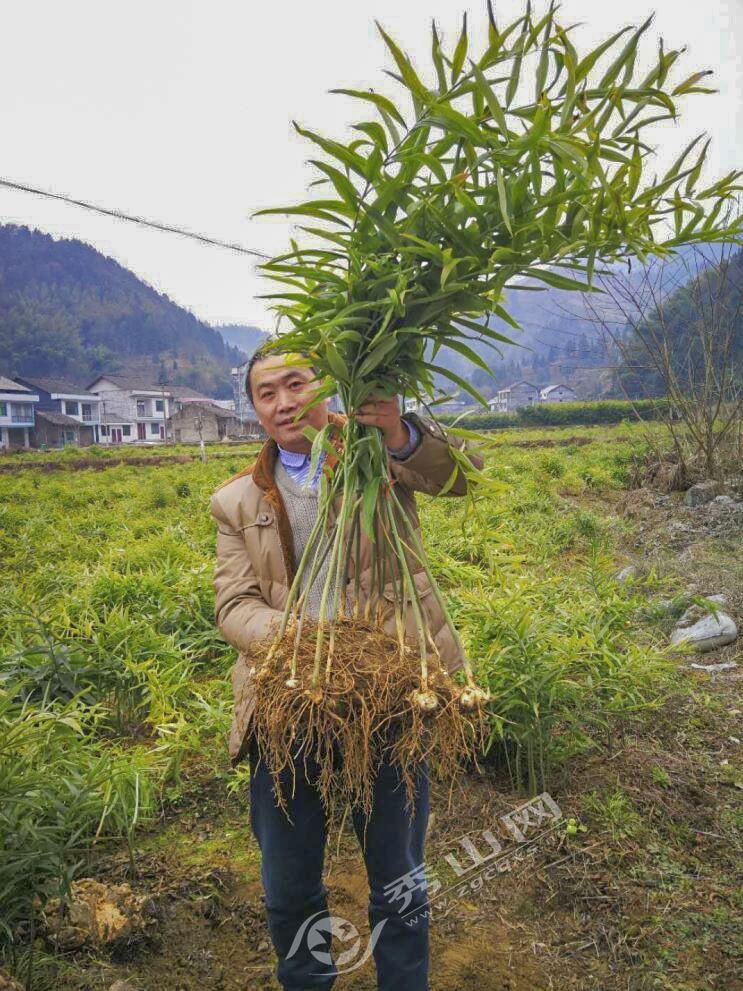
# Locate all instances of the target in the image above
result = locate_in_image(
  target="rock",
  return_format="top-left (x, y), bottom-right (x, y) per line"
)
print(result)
top-left (683, 480), bottom-right (721, 507)
top-left (615, 565), bottom-right (638, 583)
top-left (109, 982), bottom-right (140, 991)
top-left (671, 598), bottom-right (738, 652)
top-left (0, 971), bottom-right (24, 991)
top-left (42, 879), bottom-right (159, 951)
top-left (689, 661), bottom-right (738, 673)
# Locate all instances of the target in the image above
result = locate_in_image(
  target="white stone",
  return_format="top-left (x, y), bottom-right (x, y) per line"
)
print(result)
top-left (689, 661), bottom-right (738, 673)
top-left (672, 610), bottom-right (738, 652)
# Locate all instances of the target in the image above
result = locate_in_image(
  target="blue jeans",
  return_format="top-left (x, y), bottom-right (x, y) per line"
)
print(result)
top-left (247, 733), bottom-right (432, 991)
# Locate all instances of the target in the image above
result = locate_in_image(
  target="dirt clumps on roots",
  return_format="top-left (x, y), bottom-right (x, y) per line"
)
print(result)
top-left (248, 617), bottom-right (488, 825)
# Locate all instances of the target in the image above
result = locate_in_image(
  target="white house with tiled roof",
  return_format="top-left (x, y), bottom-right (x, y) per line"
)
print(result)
top-left (490, 380), bottom-right (541, 413)
top-left (85, 374), bottom-right (213, 444)
top-left (0, 376), bottom-right (39, 449)
top-left (539, 383), bottom-right (577, 404)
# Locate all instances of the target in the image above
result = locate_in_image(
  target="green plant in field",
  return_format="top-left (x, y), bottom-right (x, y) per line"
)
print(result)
top-left (150, 483), bottom-right (171, 509)
top-left (652, 765), bottom-right (672, 789)
top-left (252, 4), bottom-right (742, 701)
top-left (538, 453), bottom-right (566, 478)
top-left (582, 788), bottom-right (644, 841)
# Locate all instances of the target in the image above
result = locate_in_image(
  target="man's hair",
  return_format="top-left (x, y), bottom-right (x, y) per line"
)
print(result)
top-left (244, 345), bottom-right (316, 405)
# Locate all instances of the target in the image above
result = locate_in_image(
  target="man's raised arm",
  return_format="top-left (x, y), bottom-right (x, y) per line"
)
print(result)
top-left (387, 411), bottom-right (484, 497)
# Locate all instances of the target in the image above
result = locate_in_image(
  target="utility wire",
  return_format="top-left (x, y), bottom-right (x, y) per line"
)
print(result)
top-left (0, 177), bottom-right (271, 259)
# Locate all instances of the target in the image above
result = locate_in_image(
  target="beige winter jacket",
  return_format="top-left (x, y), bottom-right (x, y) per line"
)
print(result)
top-left (209, 410), bottom-right (482, 766)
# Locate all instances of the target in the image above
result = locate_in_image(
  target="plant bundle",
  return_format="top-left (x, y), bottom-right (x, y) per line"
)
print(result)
top-left (248, 3), bottom-right (742, 817)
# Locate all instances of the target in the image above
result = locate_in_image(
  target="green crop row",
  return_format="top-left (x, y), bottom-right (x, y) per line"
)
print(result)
top-left (440, 398), bottom-right (670, 430)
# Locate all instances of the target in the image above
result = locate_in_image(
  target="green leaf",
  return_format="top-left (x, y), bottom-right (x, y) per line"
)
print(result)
top-left (352, 122), bottom-right (389, 153)
top-left (293, 122), bottom-right (370, 180)
top-left (672, 70), bottom-right (714, 96)
top-left (574, 26), bottom-right (633, 84)
top-left (323, 343), bottom-right (350, 382)
top-left (309, 161), bottom-right (360, 209)
top-left (522, 267), bottom-right (602, 292)
top-left (431, 21), bottom-right (448, 93)
top-left (470, 60), bottom-right (509, 136)
top-left (452, 13), bottom-right (469, 84)
top-left (329, 88), bottom-right (406, 126)
top-left (376, 22), bottom-right (431, 103)
top-left (422, 362), bottom-right (490, 408)
top-left (252, 200), bottom-right (352, 224)
top-left (361, 477), bottom-right (381, 540)
top-left (439, 336), bottom-right (494, 374)
top-left (496, 168), bottom-right (513, 234)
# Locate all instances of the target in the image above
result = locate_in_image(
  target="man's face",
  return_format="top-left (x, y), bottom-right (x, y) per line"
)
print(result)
top-left (250, 353), bottom-right (329, 452)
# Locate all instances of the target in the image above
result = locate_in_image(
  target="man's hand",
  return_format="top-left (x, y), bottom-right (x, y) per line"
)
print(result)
top-left (351, 393), bottom-right (409, 450)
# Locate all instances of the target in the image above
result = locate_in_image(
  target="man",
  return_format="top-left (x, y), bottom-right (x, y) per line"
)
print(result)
top-left (209, 348), bottom-right (481, 991)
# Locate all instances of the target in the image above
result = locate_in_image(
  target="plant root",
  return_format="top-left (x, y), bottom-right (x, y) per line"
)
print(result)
top-left (248, 617), bottom-right (489, 822)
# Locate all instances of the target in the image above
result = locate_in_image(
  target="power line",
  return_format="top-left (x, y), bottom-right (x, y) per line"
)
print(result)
top-left (0, 177), bottom-right (271, 259)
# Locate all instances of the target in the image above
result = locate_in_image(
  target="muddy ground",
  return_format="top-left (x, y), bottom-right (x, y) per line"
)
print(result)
top-left (29, 487), bottom-right (742, 991)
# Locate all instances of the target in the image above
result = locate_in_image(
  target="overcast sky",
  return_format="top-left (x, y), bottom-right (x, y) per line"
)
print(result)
top-left (1, 0), bottom-right (740, 330)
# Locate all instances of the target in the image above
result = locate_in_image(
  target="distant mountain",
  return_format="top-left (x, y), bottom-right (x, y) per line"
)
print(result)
top-left (0, 225), bottom-right (257, 399)
top-left (437, 244), bottom-right (726, 399)
top-left (215, 324), bottom-right (267, 357)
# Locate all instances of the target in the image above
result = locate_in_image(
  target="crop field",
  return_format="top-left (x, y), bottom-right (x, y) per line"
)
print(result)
top-left (1, 423), bottom-right (740, 991)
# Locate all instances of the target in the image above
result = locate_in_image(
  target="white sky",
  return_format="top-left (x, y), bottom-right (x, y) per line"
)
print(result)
top-left (1, 0), bottom-right (740, 330)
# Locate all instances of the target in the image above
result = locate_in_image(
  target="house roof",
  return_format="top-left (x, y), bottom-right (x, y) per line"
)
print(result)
top-left (14, 375), bottom-right (99, 398)
top-left (170, 400), bottom-right (234, 419)
top-left (540, 383), bottom-right (575, 395)
top-left (509, 380), bottom-right (540, 390)
top-left (85, 373), bottom-right (212, 400)
top-left (35, 410), bottom-right (88, 427)
top-left (0, 375), bottom-right (32, 392)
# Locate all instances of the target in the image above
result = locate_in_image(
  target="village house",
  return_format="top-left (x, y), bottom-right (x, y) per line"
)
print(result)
top-left (85, 374), bottom-right (212, 444)
top-left (13, 375), bottom-right (103, 447)
top-left (167, 399), bottom-right (261, 444)
top-left (490, 380), bottom-right (541, 413)
top-left (0, 376), bottom-right (39, 449)
top-left (539, 383), bottom-right (577, 404)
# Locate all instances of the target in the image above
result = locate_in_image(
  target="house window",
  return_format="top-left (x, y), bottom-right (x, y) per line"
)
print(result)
top-left (122, 424), bottom-right (131, 437)
top-left (10, 403), bottom-right (33, 423)
top-left (64, 430), bottom-right (76, 444)
top-left (64, 400), bottom-right (79, 416)
top-left (136, 400), bottom-right (146, 416)
top-left (101, 425), bottom-right (109, 436)
top-left (81, 403), bottom-right (92, 421)
top-left (155, 399), bottom-right (164, 413)
top-left (150, 422), bottom-right (160, 435)
top-left (0, 402), bottom-right (5, 417)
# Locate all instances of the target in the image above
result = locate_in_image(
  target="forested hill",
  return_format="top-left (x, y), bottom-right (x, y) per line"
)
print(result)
top-left (0, 225), bottom-right (251, 399)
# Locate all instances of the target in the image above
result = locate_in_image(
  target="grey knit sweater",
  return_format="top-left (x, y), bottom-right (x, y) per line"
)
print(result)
top-left (274, 459), bottom-right (349, 619)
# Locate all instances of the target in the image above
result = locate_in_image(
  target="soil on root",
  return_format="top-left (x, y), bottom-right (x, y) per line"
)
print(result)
top-left (248, 617), bottom-right (489, 827)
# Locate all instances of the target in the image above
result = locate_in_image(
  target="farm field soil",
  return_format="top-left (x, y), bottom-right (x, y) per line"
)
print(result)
top-left (41, 481), bottom-right (741, 991)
